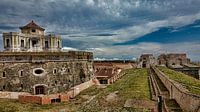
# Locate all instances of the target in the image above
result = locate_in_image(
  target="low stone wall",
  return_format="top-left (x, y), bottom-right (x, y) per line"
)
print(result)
top-left (67, 79), bottom-right (95, 98)
top-left (153, 67), bottom-right (200, 112)
top-left (0, 91), bottom-right (30, 99)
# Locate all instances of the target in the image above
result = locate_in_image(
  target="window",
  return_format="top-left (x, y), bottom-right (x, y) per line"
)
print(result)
top-left (6, 39), bottom-right (10, 47)
top-left (35, 85), bottom-right (45, 95)
top-left (32, 29), bottom-right (36, 32)
top-left (32, 40), bottom-right (37, 47)
top-left (57, 41), bottom-right (60, 48)
top-left (2, 72), bottom-right (6, 78)
top-left (21, 40), bottom-right (24, 47)
top-left (19, 70), bottom-right (23, 77)
top-left (33, 68), bottom-right (46, 76)
top-left (53, 68), bottom-right (57, 74)
top-left (45, 41), bottom-right (49, 48)
top-left (55, 81), bottom-right (57, 84)
top-left (21, 84), bottom-right (23, 89)
top-left (3, 85), bottom-right (5, 90)
top-left (35, 69), bottom-right (43, 74)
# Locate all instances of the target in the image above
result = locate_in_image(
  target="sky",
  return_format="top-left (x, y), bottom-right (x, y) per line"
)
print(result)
top-left (0, 0), bottom-right (200, 61)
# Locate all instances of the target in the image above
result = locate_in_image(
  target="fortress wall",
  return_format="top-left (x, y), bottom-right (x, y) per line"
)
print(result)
top-left (0, 60), bottom-right (94, 94)
top-left (152, 67), bottom-right (200, 112)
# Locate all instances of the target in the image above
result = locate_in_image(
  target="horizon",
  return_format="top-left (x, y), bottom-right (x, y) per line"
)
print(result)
top-left (0, 0), bottom-right (200, 61)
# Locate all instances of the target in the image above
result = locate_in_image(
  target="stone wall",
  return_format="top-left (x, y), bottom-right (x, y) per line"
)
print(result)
top-left (19, 79), bottom-right (95, 105)
top-left (153, 67), bottom-right (200, 112)
top-left (158, 53), bottom-right (189, 67)
top-left (0, 91), bottom-right (30, 99)
top-left (67, 79), bottom-right (96, 98)
top-left (0, 51), bottom-right (93, 62)
top-left (0, 60), bottom-right (94, 95)
top-left (138, 54), bottom-right (157, 68)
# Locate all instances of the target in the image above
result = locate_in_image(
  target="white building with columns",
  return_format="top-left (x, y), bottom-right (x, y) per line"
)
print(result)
top-left (2, 20), bottom-right (62, 52)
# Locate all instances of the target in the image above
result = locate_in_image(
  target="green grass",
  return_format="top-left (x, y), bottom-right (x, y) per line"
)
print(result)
top-left (78, 68), bottom-right (152, 111)
top-left (105, 68), bottom-right (151, 100)
top-left (0, 99), bottom-right (72, 112)
top-left (0, 68), bottom-right (152, 112)
top-left (157, 66), bottom-right (200, 95)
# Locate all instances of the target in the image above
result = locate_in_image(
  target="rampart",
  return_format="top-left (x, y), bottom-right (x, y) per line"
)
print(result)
top-left (152, 66), bottom-right (200, 112)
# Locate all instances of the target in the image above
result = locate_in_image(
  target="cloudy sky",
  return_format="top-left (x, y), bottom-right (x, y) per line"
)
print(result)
top-left (0, 0), bottom-right (200, 61)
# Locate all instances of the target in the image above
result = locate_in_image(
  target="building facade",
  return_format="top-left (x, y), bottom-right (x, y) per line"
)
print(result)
top-left (158, 53), bottom-right (189, 67)
top-left (0, 21), bottom-right (94, 95)
top-left (3, 20), bottom-right (62, 52)
top-left (138, 54), bottom-right (157, 68)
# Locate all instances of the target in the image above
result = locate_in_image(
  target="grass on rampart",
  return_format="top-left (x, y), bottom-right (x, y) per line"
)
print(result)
top-left (106, 68), bottom-right (151, 100)
top-left (78, 68), bottom-right (152, 111)
top-left (157, 66), bottom-right (200, 95)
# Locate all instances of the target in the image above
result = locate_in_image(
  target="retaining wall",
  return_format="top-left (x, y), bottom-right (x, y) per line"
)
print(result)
top-left (153, 67), bottom-right (200, 112)
top-left (0, 79), bottom-right (96, 105)
top-left (0, 91), bottom-right (30, 99)
top-left (67, 79), bottom-right (96, 98)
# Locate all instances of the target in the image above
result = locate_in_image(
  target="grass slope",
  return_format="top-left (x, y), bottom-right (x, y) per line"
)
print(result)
top-left (78, 68), bottom-right (151, 111)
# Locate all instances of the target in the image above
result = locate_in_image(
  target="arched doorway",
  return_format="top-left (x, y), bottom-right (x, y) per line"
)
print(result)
top-left (35, 85), bottom-right (45, 95)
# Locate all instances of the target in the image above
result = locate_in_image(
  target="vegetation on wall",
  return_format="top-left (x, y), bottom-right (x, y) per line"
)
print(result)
top-left (157, 66), bottom-right (200, 95)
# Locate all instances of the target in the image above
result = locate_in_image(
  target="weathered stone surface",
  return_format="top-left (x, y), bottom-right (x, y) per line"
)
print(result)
top-left (0, 60), bottom-right (94, 95)
top-left (138, 54), bottom-right (157, 68)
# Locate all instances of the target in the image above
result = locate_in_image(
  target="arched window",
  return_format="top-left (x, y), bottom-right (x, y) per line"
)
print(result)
top-left (53, 68), bottom-right (57, 74)
top-left (19, 70), bottom-right (23, 77)
top-left (35, 85), bottom-right (45, 95)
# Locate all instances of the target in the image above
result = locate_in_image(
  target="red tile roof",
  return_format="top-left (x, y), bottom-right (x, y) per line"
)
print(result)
top-left (95, 68), bottom-right (116, 78)
top-left (20, 20), bottom-right (45, 31)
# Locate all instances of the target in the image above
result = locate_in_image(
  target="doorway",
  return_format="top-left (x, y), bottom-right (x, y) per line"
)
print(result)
top-left (35, 85), bottom-right (45, 95)
top-left (32, 40), bottom-right (37, 47)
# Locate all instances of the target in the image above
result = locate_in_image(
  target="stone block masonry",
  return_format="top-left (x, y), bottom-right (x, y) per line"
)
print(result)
top-left (0, 20), bottom-right (95, 105)
top-left (19, 79), bottom-right (95, 105)
top-left (0, 59), bottom-right (93, 95)
top-left (0, 91), bottom-right (30, 99)
top-left (152, 66), bottom-right (200, 112)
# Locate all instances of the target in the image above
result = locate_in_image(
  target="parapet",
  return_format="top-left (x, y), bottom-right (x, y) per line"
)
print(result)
top-left (0, 51), bottom-right (93, 62)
